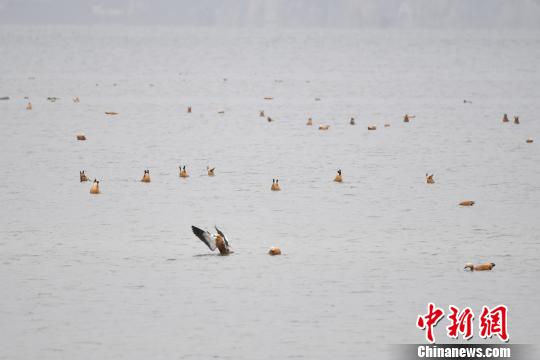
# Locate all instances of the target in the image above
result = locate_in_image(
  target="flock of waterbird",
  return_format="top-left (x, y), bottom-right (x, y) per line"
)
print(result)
top-left (19, 96), bottom-right (535, 267)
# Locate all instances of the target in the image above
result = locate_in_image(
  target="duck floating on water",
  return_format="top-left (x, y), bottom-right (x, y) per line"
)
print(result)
top-left (76, 133), bottom-right (86, 141)
top-left (318, 124), bottom-right (330, 130)
top-left (514, 116), bottom-right (520, 124)
top-left (268, 247), bottom-right (282, 256)
top-left (80, 171), bottom-right (88, 182)
top-left (526, 138), bottom-right (534, 143)
top-left (179, 166), bottom-right (189, 178)
top-left (90, 179), bottom-right (100, 194)
top-left (426, 173), bottom-right (434, 184)
top-left (260, 110), bottom-right (265, 117)
top-left (350, 117), bottom-right (355, 125)
top-left (403, 114), bottom-right (415, 123)
top-left (73, 96), bottom-right (80, 103)
top-left (192, 225), bottom-right (232, 255)
top-left (502, 113), bottom-right (509, 123)
top-left (307, 117), bottom-right (313, 126)
top-left (207, 166), bottom-right (215, 176)
top-left (271, 179), bottom-right (281, 191)
top-left (459, 200), bottom-right (475, 206)
top-left (105, 111), bottom-right (118, 115)
top-left (464, 263), bottom-right (495, 271)
top-left (367, 125), bottom-right (377, 130)
top-left (141, 170), bottom-right (151, 183)
top-left (334, 170), bottom-right (343, 183)
top-left (187, 106), bottom-right (192, 113)
top-left (26, 102), bottom-right (32, 110)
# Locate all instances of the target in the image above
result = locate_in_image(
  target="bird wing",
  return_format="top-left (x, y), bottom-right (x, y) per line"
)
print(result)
top-left (192, 226), bottom-right (216, 251)
top-left (215, 225), bottom-right (230, 248)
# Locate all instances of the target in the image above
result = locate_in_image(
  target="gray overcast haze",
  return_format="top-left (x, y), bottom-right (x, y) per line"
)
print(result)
top-left (1, 0), bottom-right (540, 28)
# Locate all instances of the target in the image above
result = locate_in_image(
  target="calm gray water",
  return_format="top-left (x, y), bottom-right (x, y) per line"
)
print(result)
top-left (1, 26), bottom-right (539, 359)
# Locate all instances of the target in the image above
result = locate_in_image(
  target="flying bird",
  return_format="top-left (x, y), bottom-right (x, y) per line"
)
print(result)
top-left (191, 225), bottom-right (232, 255)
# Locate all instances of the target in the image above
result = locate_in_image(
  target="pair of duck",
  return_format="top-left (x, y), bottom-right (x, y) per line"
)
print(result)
top-left (191, 225), bottom-right (491, 266)
top-left (192, 225), bottom-right (281, 256)
top-left (502, 113), bottom-right (519, 124)
top-left (142, 167), bottom-right (215, 182)
top-left (306, 117), bottom-right (330, 130)
top-left (425, 174), bottom-right (475, 205)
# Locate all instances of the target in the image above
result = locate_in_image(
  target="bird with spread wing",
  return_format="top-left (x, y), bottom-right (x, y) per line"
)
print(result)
top-left (191, 225), bottom-right (232, 255)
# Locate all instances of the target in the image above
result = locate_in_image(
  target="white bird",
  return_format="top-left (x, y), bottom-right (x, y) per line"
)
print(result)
top-left (191, 225), bottom-right (232, 255)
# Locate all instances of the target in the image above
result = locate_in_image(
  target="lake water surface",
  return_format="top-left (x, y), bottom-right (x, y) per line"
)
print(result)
top-left (1, 26), bottom-right (539, 359)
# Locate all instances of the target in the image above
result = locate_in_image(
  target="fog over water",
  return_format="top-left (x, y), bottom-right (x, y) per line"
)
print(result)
top-left (1, 0), bottom-right (540, 28)
top-left (1, 3), bottom-right (540, 360)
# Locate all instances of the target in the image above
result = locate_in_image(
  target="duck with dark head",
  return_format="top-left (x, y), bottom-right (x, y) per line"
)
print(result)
top-left (502, 113), bottom-right (509, 122)
top-left (80, 170), bottom-right (88, 182)
top-left (90, 179), bottom-right (100, 194)
top-left (334, 170), bottom-right (343, 182)
top-left (271, 179), bottom-right (281, 191)
top-left (426, 173), bottom-right (434, 184)
top-left (141, 170), bottom-right (151, 183)
top-left (179, 165), bottom-right (189, 178)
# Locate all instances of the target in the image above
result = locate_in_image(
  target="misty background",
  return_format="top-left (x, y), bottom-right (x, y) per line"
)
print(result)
top-left (1, 0), bottom-right (540, 28)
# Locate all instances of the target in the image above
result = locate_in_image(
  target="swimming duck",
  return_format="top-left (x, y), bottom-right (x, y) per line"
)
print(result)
top-left (334, 170), bottom-right (343, 183)
top-left (179, 166), bottom-right (189, 178)
top-left (73, 96), bottom-right (80, 103)
top-left (76, 133), bottom-right (86, 141)
top-left (268, 247), bottom-right (282, 256)
top-left (105, 111), bottom-right (118, 115)
top-left (260, 110), bottom-right (265, 117)
top-left (464, 262), bottom-right (495, 271)
top-left (526, 138), bottom-right (533, 143)
top-left (514, 116), bottom-right (520, 124)
top-left (426, 173), bottom-right (435, 184)
top-left (404, 114), bottom-right (415, 122)
top-left (264, 97), bottom-right (274, 100)
top-left (207, 166), bottom-right (215, 176)
top-left (141, 170), bottom-right (151, 183)
top-left (187, 106), bottom-right (192, 113)
top-left (26, 102), bottom-right (32, 110)
top-left (350, 117), bottom-right (355, 125)
top-left (90, 179), bottom-right (100, 194)
top-left (80, 171), bottom-right (88, 182)
top-left (271, 179), bottom-right (281, 191)
top-left (367, 125), bottom-right (377, 130)
top-left (192, 225), bottom-right (231, 255)
top-left (502, 113), bottom-right (509, 123)
top-left (384, 123), bottom-right (391, 127)
top-left (459, 200), bottom-right (475, 206)
top-left (267, 116), bottom-right (273, 122)
top-left (318, 124), bottom-right (330, 130)
top-left (307, 117), bottom-right (313, 126)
